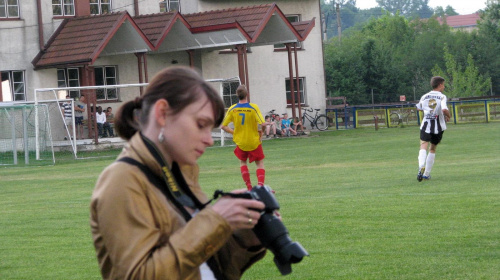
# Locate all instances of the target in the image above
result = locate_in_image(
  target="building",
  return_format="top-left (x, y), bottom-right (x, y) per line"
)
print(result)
top-left (437, 13), bottom-right (482, 32)
top-left (0, 0), bottom-right (326, 140)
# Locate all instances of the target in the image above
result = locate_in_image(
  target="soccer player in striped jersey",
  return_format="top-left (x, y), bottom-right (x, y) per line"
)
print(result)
top-left (221, 85), bottom-right (266, 190)
top-left (416, 76), bottom-right (451, 182)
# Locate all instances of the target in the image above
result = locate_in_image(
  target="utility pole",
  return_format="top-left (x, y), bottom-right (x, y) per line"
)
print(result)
top-left (336, 2), bottom-right (341, 43)
top-left (321, 12), bottom-right (327, 41)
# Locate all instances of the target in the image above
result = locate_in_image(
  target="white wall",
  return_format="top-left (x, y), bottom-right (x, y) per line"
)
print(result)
top-left (1, 0), bottom-right (325, 118)
top-left (196, 0), bottom-right (326, 116)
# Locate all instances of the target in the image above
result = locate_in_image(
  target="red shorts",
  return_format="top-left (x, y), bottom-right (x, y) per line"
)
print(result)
top-left (234, 144), bottom-right (265, 163)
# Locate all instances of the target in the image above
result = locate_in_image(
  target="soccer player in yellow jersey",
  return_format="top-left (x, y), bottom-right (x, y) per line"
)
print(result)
top-left (221, 85), bottom-right (266, 190)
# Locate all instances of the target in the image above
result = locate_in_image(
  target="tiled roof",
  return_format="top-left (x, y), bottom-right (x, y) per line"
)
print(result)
top-left (33, 12), bottom-right (152, 69)
top-left (33, 4), bottom-right (314, 68)
top-left (437, 13), bottom-right (481, 28)
top-left (134, 11), bottom-right (190, 47)
top-left (183, 4), bottom-right (278, 40)
top-left (292, 19), bottom-right (316, 41)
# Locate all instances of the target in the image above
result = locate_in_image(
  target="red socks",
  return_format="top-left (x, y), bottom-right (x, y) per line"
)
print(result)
top-left (240, 166), bottom-right (252, 190)
top-left (256, 168), bottom-right (265, 186)
top-left (241, 166), bottom-right (266, 190)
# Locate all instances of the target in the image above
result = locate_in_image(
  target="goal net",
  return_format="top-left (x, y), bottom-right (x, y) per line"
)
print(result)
top-left (206, 76), bottom-right (241, 147)
top-left (0, 103), bottom-right (54, 166)
top-left (33, 83), bottom-right (148, 162)
top-left (26, 77), bottom-right (239, 164)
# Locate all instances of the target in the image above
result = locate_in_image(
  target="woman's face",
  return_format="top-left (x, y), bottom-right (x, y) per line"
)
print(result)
top-left (162, 93), bottom-right (215, 166)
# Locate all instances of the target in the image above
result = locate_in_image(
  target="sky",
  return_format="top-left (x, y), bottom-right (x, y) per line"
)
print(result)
top-left (355, 0), bottom-right (487, 15)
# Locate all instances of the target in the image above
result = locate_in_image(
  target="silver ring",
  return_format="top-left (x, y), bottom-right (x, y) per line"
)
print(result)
top-left (248, 218), bottom-right (253, 225)
top-left (246, 211), bottom-right (251, 218)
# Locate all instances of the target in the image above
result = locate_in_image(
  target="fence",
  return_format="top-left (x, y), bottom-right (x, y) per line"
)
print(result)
top-left (326, 98), bottom-right (500, 130)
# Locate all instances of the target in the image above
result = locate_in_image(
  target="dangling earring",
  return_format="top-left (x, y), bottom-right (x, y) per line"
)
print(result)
top-left (158, 128), bottom-right (165, 143)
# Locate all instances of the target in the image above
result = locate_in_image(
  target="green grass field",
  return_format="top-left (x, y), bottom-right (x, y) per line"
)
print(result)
top-left (1, 123), bottom-right (499, 279)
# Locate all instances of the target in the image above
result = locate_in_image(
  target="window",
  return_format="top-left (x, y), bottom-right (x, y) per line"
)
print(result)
top-left (57, 68), bottom-right (80, 98)
top-left (274, 14), bottom-right (302, 50)
top-left (56, 67), bottom-right (117, 101)
top-left (222, 82), bottom-right (239, 109)
top-left (285, 77), bottom-right (306, 106)
top-left (159, 0), bottom-right (180, 12)
top-left (0, 0), bottom-right (19, 18)
top-left (90, 0), bottom-right (111, 15)
top-left (94, 66), bottom-right (118, 101)
top-left (52, 0), bottom-right (75, 16)
top-left (1, 71), bottom-right (25, 101)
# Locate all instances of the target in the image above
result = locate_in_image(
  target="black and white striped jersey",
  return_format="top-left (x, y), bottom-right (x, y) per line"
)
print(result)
top-left (416, 91), bottom-right (448, 134)
top-left (61, 102), bottom-right (73, 118)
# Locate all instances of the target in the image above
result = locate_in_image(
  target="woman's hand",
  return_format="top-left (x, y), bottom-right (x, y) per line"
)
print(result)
top-left (211, 189), bottom-right (265, 231)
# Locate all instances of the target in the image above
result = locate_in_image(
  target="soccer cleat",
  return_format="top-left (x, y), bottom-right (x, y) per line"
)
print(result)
top-left (417, 167), bottom-right (425, 182)
top-left (422, 175), bottom-right (431, 180)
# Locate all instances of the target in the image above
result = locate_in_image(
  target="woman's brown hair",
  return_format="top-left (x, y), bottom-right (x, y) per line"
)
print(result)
top-left (115, 66), bottom-right (225, 140)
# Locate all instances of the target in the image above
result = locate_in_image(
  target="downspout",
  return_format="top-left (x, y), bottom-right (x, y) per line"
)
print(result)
top-left (236, 44), bottom-right (247, 88)
top-left (83, 65), bottom-right (98, 143)
top-left (82, 66), bottom-right (92, 139)
top-left (36, 0), bottom-right (44, 50)
top-left (243, 45), bottom-right (250, 100)
top-left (135, 53), bottom-right (144, 95)
top-left (187, 50), bottom-right (194, 68)
top-left (134, 0), bottom-right (139, 16)
top-left (143, 53), bottom-right (149, 83)
top-left (90, 69), bottom-right (98, 145)
top-left (294, 43), bottom-right (302, 120)
top-left (319, 0), bottom-right (328, 102)
top-left (286, 43), bottom-right (296, 119)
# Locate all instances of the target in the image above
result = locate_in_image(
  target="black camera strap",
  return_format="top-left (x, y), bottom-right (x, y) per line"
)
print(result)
top-left (115, 133), bottom-right (225, 280)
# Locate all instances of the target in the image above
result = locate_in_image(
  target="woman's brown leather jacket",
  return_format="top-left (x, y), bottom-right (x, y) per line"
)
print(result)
top-left (90, 133), bottom-right (265, 279)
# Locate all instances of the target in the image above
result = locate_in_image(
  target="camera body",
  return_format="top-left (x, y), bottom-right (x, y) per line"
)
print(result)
top-left (239, 185), bottom-right (308, 275)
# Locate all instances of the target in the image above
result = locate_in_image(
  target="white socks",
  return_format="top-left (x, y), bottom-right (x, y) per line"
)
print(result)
top-left (418, 149), bottom-right (427, 169)
top-left (424, 152), bottom-right (435, 176)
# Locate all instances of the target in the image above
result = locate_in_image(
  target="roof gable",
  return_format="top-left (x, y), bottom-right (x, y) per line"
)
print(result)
top-left (183, 3), bottom-right (301, 43)
top-left (134, 11), bottom-right (191, 48)
top-left (33, 11), bottom-right (153, 69)
top-left (32, 4), bottom-right (315, 68)
top-left (292, 18), bottom-right (316, 41)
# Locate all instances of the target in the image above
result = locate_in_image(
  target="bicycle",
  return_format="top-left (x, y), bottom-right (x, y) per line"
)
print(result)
top-left (266, 109), bottom-right (279, 122)
top-left (302, 108), bottom-right (329, 131)
top-left (390, 108), bottom-right (415, 126)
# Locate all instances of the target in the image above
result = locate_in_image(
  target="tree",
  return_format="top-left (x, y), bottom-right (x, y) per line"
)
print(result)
top-left (376, 0), bottom-right (413, 15)
top-left (434, 5), bottom-right (458, 16)
top-left (375, 0), bottom-right (432, 17)
top-left (444, 6), bottom-right (458, 16)
top-left (432, 45), bottom-right (491, 98)
top-left (476, 2), bottom-right (500, 93)
top-left (323, 6), bottom-right (499, 105)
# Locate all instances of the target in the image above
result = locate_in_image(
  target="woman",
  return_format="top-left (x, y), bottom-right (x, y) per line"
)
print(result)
top-left (90, 66), bottom-right (266, 280)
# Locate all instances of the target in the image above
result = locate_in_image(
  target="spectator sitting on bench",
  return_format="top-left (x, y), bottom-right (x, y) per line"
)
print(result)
top-left (281, 113), bottom-right (297, 137)
top-left (292, 116), bottom-right (306, 135)
top-left (263, 115), bottom-right (278, 138)
top-left (105, 107), bottom-right (115, 137)
top-left (96, 106), bottom-right (107, 138)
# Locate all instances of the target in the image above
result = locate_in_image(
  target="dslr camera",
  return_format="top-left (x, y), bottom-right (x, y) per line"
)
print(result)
top-left (225, 185), bottom-right (309, 275)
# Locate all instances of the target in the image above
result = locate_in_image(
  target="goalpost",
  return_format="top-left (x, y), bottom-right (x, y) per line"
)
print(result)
top-left (34, 83), bottom-right (148, 161)
top-left (0, 103), bottom-right (54, 166)
top-left (24, 76), bottom-right (239, 164)
top-left (206, 76), bottom-right (241, 147)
